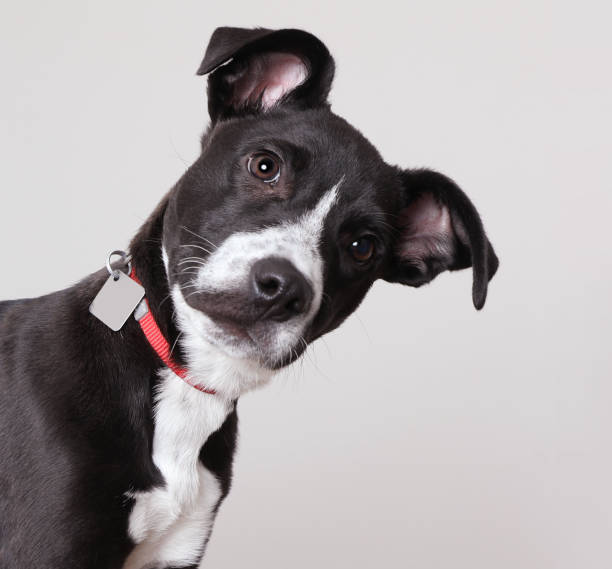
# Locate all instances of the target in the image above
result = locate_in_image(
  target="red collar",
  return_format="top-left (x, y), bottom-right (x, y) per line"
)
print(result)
top-left (130, 269), bottom-right (216, 395)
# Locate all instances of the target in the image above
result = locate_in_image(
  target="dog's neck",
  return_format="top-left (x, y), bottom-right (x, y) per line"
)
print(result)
top-left (128, 196), bottom-right (186, 368)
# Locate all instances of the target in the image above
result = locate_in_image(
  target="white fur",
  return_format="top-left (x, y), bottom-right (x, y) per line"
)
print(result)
top-left (171, 284), bottom-right (276, 400)
top-left (123, 371), bottom-right (230, 569)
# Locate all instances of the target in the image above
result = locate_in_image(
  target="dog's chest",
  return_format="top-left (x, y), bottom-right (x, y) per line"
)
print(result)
top-left (122, 371), bottom-right (231, 569)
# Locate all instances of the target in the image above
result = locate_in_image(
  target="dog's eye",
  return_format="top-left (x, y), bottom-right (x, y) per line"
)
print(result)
top-left (248, 153), bottom-right (281, 183)
top-left (349, 236), bottom-right (375, 263)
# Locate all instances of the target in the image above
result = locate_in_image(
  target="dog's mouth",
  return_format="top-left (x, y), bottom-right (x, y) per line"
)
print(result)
top-left (211, 316), bottom-right (253, 344)
top-left (181, 290), bottom-right (309, 370)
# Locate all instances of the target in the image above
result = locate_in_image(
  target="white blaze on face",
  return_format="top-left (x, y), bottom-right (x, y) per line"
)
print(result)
top-left (195, 182), bottom-right (340, 322)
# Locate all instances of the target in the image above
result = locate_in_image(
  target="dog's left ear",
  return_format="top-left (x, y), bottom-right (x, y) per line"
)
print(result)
top-left (383, 169), bottom-right (499, 310)
top-left (197, 27), bottom-right (334, 121)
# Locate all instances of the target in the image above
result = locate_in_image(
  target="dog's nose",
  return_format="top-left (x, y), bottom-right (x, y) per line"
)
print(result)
top-left (250, 258), bottom-right (313, 322)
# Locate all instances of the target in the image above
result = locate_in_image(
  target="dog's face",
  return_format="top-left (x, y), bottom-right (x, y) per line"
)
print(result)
top-left (160, 28), bottom-right (498, 374)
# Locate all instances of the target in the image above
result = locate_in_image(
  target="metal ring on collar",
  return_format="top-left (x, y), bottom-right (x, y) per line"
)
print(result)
top-left (106, 250), bottom-right (133, 280)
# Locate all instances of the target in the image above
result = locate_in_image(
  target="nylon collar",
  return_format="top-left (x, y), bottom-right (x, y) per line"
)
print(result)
top-left (130, 269), bottom-right (216, 395)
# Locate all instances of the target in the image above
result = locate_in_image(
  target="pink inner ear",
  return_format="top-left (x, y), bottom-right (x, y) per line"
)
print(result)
top-left (397, 193), bottom-right (455, 261)
top-left (232, 52), bottom-right (308, 109)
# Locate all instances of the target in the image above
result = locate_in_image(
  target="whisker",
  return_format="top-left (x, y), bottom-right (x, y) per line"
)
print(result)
top-left (355, 313), bottom-right (374, 346)
top-left (169, 332), bottom-right (183, 357)
top-left (178, 263), bottom-right (204, 270)
top-left (179, 243), bottom-right (213, 255)
top-left (183, 290), bottom-right (202, 301)
top-left (319, 336), bottom-right (333, 359)
top-left (179, 276), bottom-right (200, 289)
top-left (176, 264), bottom-right (205, 270)
top-left (299, 336), bottom-right (308, 352)
top-left (159, 293), bottom-right (173, 308)
top-left (177, 256), bottom-right (208, 265)
top-left (304, 342), bottom-right (333, 383)
top-left (180, 226), bottom-right (219, 249)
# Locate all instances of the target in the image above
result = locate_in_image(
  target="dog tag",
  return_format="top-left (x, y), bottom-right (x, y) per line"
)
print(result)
top-left (89, 271), bottom-right (145, 331)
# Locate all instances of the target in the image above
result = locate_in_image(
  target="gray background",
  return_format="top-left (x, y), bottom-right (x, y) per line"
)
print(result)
top-left (1, 1), bottom-right (610, 567)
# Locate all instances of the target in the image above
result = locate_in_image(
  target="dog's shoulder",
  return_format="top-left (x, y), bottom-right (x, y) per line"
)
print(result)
top-left (0, 298), bottom-right (17, 317)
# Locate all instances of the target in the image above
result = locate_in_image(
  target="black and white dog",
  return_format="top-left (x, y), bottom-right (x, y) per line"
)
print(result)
top-left (0, 27), bottom-right (498, 568)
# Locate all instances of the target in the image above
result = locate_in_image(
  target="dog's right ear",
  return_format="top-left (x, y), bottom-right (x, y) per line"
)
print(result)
top-left (197, 27), bottom-right (335, 121)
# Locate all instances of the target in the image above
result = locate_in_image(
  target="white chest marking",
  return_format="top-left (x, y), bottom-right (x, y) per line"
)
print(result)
top-left (122, 370), bottom-right (231, 569)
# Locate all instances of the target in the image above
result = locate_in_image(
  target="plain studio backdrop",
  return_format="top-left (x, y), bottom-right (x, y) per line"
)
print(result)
top-left (1, 1), bottom-right (610, 567)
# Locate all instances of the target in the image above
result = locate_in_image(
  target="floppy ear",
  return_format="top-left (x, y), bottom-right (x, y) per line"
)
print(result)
top-left (196, 27), bottom-right (335, 121)
top-left (384, 169), bottom-right (499, 310)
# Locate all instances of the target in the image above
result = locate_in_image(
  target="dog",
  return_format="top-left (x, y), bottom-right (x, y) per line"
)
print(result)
top-left (0, 27), bottom-right (498, 568)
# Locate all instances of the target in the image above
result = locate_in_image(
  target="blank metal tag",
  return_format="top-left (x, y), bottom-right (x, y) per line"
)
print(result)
top-left (89, 271), bottom-right (145, 331)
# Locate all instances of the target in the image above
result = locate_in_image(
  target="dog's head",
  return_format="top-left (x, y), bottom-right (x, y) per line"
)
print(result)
top-left (159, 27), bottom-right (498, 386)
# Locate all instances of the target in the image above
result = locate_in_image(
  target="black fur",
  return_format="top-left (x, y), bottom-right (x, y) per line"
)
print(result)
top-left (0, 27), bottom-right (498, 568)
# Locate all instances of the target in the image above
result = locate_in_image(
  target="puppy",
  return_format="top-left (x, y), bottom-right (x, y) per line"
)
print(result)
top-left (0, 27), bottom-right (498, 569)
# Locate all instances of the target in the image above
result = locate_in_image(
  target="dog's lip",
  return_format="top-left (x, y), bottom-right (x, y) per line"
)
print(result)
top-left (183, 293), bottom-right (253, 342)
top-left (212, 317), bottom-right (253, 343)
top-left (199, 313), bottom-right (307, 368)
top-left (184, 295), bottom-right (308, 368)
top-left (200, 314), bottom-right (310, 370)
